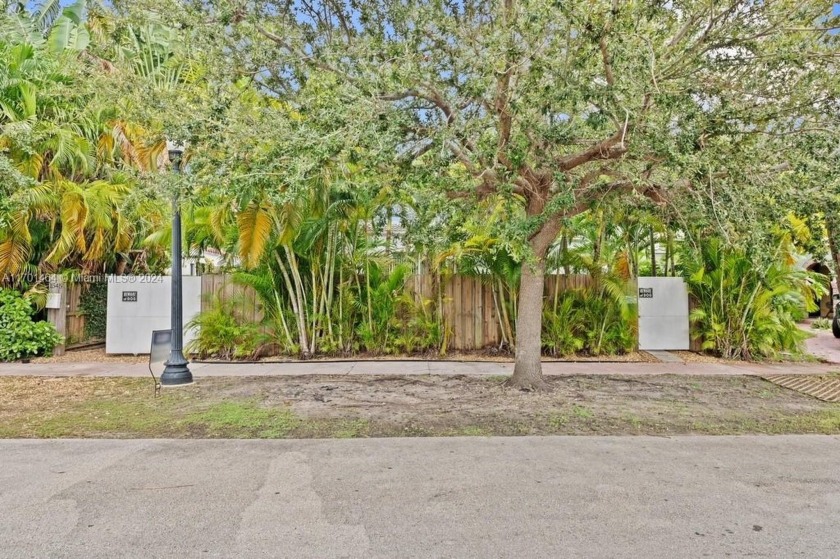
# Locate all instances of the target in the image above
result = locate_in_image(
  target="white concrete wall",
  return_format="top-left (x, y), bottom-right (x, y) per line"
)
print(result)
top-left (106, 276), bottom-right (201, 354)
top-left (637, 277), bottom-right (690, 351)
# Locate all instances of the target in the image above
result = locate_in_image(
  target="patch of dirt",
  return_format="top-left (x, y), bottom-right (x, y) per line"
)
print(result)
top-left (31, 348), bottom-right (148, 364)
top-left (4, 374), bottom-right (838, 438)
top-left (0, 376), bottom-right (105, 413)
top-left (217, 374), bottom-right (840, 437)
top-left (671, 351), bottom-right (732, 364)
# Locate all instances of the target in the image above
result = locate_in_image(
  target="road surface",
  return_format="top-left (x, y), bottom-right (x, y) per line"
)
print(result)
top-left (1, 436), bottom-right (839, 558)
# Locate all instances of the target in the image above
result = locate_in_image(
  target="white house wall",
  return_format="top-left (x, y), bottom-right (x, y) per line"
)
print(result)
top-left (106, 276), bottom-right (202, 354)
top-left (637, 277), bottom-right (690, 351)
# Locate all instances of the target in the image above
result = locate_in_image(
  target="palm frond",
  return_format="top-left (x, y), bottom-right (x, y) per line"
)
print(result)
top-left (31, 0), bottom-right (62, 32)
top-left (237, 201), bottom-right (273, 269)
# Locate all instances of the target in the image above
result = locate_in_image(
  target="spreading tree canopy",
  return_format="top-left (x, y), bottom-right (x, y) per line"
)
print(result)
top-left (173, 0), bottom-right (840, 388)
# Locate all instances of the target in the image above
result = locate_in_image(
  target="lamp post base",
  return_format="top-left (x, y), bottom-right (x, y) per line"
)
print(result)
top-left (160, 360), bottom-right (193, 386)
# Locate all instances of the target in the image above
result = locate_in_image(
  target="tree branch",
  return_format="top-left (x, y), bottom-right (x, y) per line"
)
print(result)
top-left (667, 14), bottom-right (701, 48)
top-left (254, 23), bottom-right (360, 86)
top-left (528, 214), bottom-right (562, 254)
top-left (599, 36), bottom-right (615, 87)
top-left (447, 141), bottom-right (478, 174)
top-left (493, 0), bottom-right (516, 169)
top-left (599, 0), bottom-right (619, 87)
top-left (558, 130), bottom-right (627, 171)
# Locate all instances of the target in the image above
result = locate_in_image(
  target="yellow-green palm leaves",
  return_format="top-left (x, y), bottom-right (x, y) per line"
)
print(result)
top-left (237, 200), bottom-right (273, 269)
top-left (0, 178), bottom-right (132, 276)
top-left (0, 211), bottom-right (32, 277)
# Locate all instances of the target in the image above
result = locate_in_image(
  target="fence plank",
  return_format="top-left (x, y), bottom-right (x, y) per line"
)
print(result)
top-left (463, 278), bottom-right (473, 349)
top-left (445, 276), bottom-right (454, 349)
top-left (485, 283), bottom-right (497, 347)
top-left (201, 275), bottom-right (214, 312)
top-left (60, 282), bottom-right (90, 345)
top-left (452, 275), bottom-right (462, 349)
top-left (474, 280), bottom-right (483, 349)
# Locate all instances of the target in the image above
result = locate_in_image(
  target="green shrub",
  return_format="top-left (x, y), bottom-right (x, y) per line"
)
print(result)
top-left (355, 264), bottom-right (411, 353)
top-left (542, 286), bottom-right (636, 357)
top-left (542, 293), bottom-right (585, 356)
top-left (0, 289), bottom-right (63, 361)
top-left (79, 282), bottom-right (108, 340)
top-left (390, 295), bottom-right (444, 354)
top-left (186, 294), bottom-right (269, 360)
top-left (578, 290), bottom-right (637, 356)
top-left (683, 239), bottom-right (823, 360)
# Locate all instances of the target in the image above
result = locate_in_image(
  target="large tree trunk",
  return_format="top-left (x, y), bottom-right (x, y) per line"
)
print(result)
top-left (509, 255), bottom-right (548, 390)
top-left (505, 172), bottom-right (563, 390)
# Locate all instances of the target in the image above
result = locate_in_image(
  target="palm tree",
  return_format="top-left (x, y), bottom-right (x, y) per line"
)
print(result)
top-left (0, 175), bottom-right (133, 276)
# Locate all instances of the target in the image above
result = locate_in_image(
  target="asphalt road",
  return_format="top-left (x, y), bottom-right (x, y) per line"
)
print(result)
top-left (1, 436), bottom-right (839, 558)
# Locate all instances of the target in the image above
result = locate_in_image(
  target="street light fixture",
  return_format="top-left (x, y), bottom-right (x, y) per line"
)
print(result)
top-left (160, 140), bottom-right (193, 386)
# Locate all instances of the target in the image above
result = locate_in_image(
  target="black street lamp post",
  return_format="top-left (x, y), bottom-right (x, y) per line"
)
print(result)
top-left (160, 141), bottom-right (193, 386)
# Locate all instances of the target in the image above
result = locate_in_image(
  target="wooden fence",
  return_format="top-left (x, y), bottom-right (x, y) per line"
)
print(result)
top-left (201, 273), bottom-right (594, 351)
top-left (406, 274), bottom-right (500, 350)
top-left (403, 274), bottom-right (595, 350)
top-left (199, 273), bottom-right (277, 342)
top-left (64, 283), bottom-right (87, 344)
top-left (49, 273), bottom-right (698, 353)
top-left (200, 274), bottom-right (263, 323)
top-left (49, 273), bottom-right (601, 353)
top-left (45, 279), bottom-right (93, 355)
